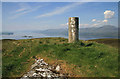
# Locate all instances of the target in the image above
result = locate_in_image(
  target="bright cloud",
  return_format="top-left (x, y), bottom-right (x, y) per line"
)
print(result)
top-left (15, 8), bottom-right (27, 13)
top-left (61, 23), bottom-right (68, 26)
top-left (92, 19), bottom-right (96, 22)
top-left (91, 20), bottom-right (107, 27)
top-left (92, 23), bottom-right (98, 27)
top-left (103, 19), bottom-right (108, 23)
top-left (104, 10), bottom-right (115, 19)
top-left (36, 3), bottom-right (84, 18)
top-left (80, 24), bottom-right (89, 27)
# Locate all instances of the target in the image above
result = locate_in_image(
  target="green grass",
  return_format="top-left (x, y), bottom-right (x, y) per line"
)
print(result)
top-left (2, 37), bottom-right (118, 77)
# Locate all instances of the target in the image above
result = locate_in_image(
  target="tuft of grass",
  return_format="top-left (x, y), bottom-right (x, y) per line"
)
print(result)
top-left (2, 37), bottom-right (118, 77)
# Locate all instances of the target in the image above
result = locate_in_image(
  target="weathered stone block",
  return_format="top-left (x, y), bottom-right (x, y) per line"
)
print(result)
top-left (68, 17), bottom-right (79, 43)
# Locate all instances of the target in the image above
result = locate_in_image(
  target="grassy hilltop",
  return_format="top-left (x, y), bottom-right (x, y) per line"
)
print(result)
top-left (2, 37), bottom-right (118, 77)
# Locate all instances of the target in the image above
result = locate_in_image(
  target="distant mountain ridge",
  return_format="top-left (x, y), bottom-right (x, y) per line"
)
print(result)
top-left (36, 25), bottom-right (119, 38)
top-left (80, 25), bottom-right (118, 38)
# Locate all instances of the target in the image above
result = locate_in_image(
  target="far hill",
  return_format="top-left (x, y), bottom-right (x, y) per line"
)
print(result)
top-left (35, 25), bottom-right (118, 38)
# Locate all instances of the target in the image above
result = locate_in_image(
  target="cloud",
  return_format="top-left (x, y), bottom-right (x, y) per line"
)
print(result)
top-left (61, 23), bottom-right (68, 26)
top-left (92, 23), bottom-right (99, 27)
top-left (92, 19), bottom-right (96, 22)
top-left (91, 19), bottom-right (108, 27)
top-left (103, 19), bottom-right (108, 23)
top-left (80, 10), bottom-right (114, 28)
top-left (36, 3), bottom-right (84, 18)
top-left (61, 23), bottom-right (90, 27)
top-left (13, 3), bottom-right (30, 13)
top-left (15, 8), bottom-right (27, 13)
top-left (80, 24), bottom-right (89, 27)
top-left (10, 3), bottom-right (42, 19)
top-left (104, 10), bottom-right (115, 19)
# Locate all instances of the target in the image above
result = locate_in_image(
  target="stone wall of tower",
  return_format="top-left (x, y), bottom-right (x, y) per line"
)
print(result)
top-left (68, 17), bottom-right (79, 43)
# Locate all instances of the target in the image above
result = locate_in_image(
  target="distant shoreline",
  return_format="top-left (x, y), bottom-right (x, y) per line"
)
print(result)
top-left (1, 37), bottom-right (119, 41)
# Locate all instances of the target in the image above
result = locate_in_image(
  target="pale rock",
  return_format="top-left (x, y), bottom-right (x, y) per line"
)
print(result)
top-left (24, 75), bottom-right (27, 78)
top-left (55, 65), bottom-right (60, 72)
top-left (33, 73), bottom-right (37, 76)
top-left (36, 68), bottom-right (50, 72)
top-left (40, 59), bottom-right (44, 61)
top-left (47, 74), bottom-right (51, 77)
top-left (41, 72), bottom-right (46, 77)
top-left (31, 63), bottom-right (38, 69)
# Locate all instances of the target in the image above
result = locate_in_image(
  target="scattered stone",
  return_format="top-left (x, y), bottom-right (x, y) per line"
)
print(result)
top-left (55, 65), bottom-right (60, 72)
top-left (21, 58), bottom-right (68, 78)
top-left (36, 68), bottom-right (50, 72)
top-left (31, 63), bottom-right (37, 69)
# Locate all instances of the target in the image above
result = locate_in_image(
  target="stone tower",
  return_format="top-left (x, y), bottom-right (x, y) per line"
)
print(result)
top-left (68, 17), bottom-right (79, 43)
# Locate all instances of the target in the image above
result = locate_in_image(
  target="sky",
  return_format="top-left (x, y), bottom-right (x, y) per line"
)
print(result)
top-left (0, 1), bottom-right (2, 33)
top-left (2, 0), bottom-right (120, 2)
top-left (2, 2), bottom-right (118, 32)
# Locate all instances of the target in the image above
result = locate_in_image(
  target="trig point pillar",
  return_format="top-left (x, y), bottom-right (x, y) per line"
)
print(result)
top-left (68, 17), bottom-right (79, 43)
